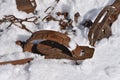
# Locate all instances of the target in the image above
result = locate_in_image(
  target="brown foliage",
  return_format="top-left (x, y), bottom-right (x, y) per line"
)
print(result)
top-left (16, 0), bottom-right (37, 13)
top-left (82, 19), bottom-right (93, 28)
top-left (56, 12), bottom-right (68, 19)
top-left (42, 11), bottom-right (73, 30)
top-left (74, 12), bottom-right (80, 23)
top-left (59, 19), bottom-right (73, 29)
top-left (72, 45), bottom-right (94, 60)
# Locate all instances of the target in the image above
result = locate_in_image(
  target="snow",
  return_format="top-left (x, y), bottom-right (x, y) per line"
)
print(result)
top-left (0, 0), bottom-right (120, 80)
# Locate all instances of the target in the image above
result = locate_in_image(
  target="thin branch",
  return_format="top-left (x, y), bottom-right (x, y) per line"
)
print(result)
top-left (0, 58), bottom-right (33, 65)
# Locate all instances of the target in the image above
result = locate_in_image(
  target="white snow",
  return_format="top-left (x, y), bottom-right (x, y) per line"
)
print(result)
top-left (0, 0), bottom-right (120, 80)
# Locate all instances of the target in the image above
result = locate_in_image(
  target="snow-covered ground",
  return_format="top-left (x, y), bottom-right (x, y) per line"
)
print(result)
top-left (0, 0), bottom-right (120, 80)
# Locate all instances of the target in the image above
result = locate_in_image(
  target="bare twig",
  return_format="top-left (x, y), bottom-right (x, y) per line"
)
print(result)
top-left (44, 0), bottom-right (60, 14)
top-left (42, 15), bottom-right (59, 21)
top-left (0, 58), bottom-right (33, 65)
top-left (74, 12), bottom-right (80, 23)
top-left (0, 15), bottom-right (39, 33)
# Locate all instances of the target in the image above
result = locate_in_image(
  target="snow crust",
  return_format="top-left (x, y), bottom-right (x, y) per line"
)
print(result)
top-left (0, 0), bottom-right (120, 80)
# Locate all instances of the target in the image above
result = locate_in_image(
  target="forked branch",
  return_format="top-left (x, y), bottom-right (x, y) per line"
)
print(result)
top-left (0, 15), bottom-right (39, 33)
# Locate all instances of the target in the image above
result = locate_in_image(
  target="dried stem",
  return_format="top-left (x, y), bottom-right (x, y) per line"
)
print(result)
top-left (0, 58), bottom-right (33, 65)
top-left (0, 15), bottom-right (39, 33)
top-left (44, 0), bottom-right (60, 14)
